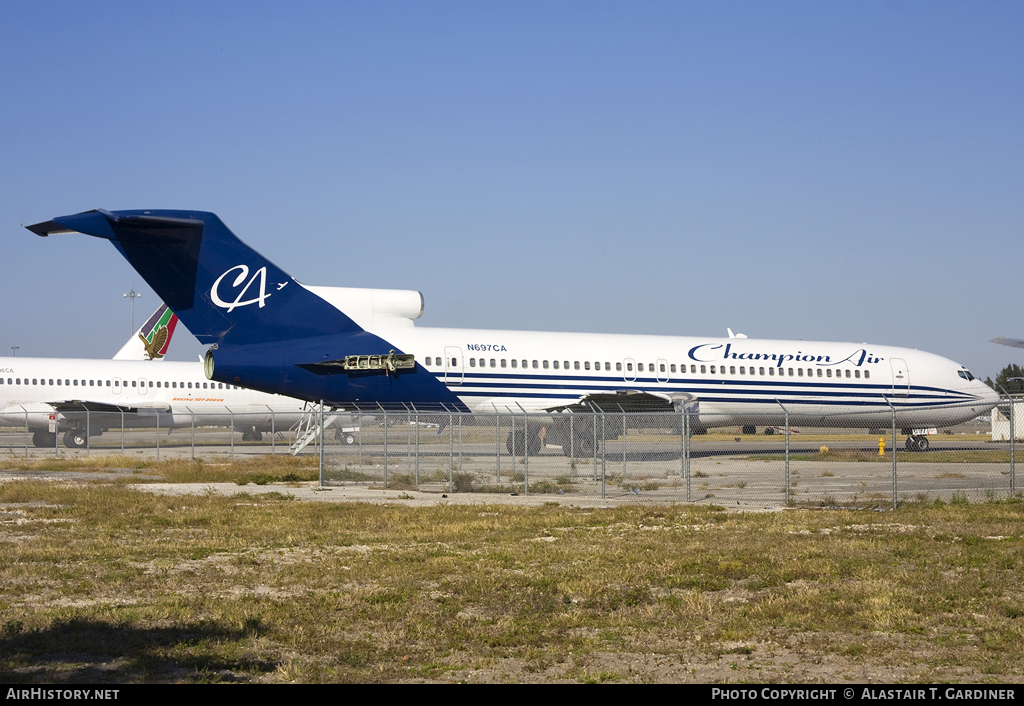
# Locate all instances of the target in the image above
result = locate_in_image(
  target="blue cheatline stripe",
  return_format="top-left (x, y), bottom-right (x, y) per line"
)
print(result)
top-left (450, 389), bottom-right (973, 409)
top-left (448, 387), bottom-right (966, 409)
top-left (437, 376), bottom-right (976, 402)
top-left (432, 370), bottom-right (974, 399)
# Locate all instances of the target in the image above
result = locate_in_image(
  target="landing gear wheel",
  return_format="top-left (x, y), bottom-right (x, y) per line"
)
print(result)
top-left (506, 429), bottom-right (543, 456)
top-left (561, 433), bottom-right (594, 457)
top-left (63, 430), bottom-right (87, 448)
top-left (33, 431), bottom-right (56, 448)
top-left (905, 435), bottom-right (929, 452)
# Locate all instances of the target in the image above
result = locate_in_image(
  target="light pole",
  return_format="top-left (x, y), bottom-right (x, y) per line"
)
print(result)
top-left (998, 378), bottom-right (1023, 497)
top-left (10, 347), bottom-right (18, 357)
top-left (124, 289), bottom-right (142, 335)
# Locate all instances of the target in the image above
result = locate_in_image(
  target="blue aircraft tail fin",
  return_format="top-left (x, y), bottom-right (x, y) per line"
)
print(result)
top-left (27, 209), bottom-right (361, 346)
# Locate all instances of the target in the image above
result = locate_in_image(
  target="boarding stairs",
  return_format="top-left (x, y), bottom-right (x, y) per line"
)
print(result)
top-left (289, 405), bottom-right (341, 455)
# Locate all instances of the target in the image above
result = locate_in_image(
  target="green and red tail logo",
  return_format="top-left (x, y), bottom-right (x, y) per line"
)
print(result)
top-left (138, 304), bottom-right (179, 360)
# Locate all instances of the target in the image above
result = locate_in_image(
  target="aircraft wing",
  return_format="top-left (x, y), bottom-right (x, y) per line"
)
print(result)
top-left (46, 400), bottom-right (171, 415)
top-left (989, 337), bottom-right (1024, 349)
top-left (545, 390), bottom-right (697, 414)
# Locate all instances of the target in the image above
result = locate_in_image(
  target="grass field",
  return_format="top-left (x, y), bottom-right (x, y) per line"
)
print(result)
top-left (0, 456), bottom-right (1022, 683)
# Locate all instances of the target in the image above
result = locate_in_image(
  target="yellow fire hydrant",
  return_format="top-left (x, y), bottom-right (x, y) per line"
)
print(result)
top-left (878, 437), bottom-right (886, 456)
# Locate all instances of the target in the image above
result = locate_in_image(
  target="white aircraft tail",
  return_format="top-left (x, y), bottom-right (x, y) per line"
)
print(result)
top-left (111, 303), bottom-right (180, 361)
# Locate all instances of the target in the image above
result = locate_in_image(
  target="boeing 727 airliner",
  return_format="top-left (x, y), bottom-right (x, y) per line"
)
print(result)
top-left (26, 209), bottom-right (998, 453)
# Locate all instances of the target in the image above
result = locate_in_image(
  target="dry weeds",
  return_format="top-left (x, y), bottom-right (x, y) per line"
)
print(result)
top-left (0, 476), bottom-right (1021, 683)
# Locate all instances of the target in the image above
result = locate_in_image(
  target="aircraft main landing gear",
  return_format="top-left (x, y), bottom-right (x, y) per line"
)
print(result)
top-left (32, 431), bottom-right (56, 448)
top-left (63, 429), bottom-right (87, 448)
top-left (905, 435), bottom-right (929, 452)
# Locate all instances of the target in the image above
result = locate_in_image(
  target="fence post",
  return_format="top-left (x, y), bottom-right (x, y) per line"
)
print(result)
top-left (267, 405), bottom-right (275, 455)
top-left (448, 409), bottom-right (454, 492)
top-left (997, 387), bottom-right (1015, 498)
top-left (620, 404), bottom-right (626, 481)
top-left (357, 403), bottom-right (363, 467)
top-left (414, 405), bottom-right (420, 486)
top-left (153, 409), bottom-right (157, 461)
top-left (319, 400), bottom-right (325, 488)
top-left (188, 407), bottom-right (194, 460)
top-left (510, 412), bottom-right (516, 473)
top-left (495, 410), bottom-right (500, 484)
top-left (682, 405), bottom-right (690, 502)
top-left (524, 409), bottom-right (529, 496)
top-left (87, 409), bottom-right (91, 456)
top-left (776, 400), bottom-right (789, 506)
top-left (54, 412), bottom-right (59, 458)
top-left (121, 410), bottom-right (124, 454)
top-left (679, 405), bottom-right (684, 480)
top-left (21, 407), bottom-right (28, 458)
top-left (515, 404), bottom-right (529, 496)
top-left (601, 411), bottom-right (607, 500)
top-left (883, 397), bottom-right (897, 510)
top-left (892, 402), bottom-right (897, 509)
top-left (570, 412), bottom-right (575, 464)
top-left (381, 405), bottom-right (389, 488)
top-left (591, 405), bottom-right (598, 483)
top-left (228, 407), bottom-right (234, 461)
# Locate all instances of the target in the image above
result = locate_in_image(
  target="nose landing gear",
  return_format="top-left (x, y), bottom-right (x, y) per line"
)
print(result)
top-left (905, 435), bottom-right (929, 452)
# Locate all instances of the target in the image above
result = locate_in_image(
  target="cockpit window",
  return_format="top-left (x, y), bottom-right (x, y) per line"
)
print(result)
top-left (958, 370), bottom-right (976, 381)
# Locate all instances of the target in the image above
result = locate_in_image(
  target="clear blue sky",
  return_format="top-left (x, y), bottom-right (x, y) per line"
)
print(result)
top-left (2, 1), bottom-right (1022, 379)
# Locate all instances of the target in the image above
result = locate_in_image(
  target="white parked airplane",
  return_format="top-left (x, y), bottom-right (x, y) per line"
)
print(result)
top-left (26, 209), bottom-right (999, 453)
top-left (1, 302), bottom-right (310, 448)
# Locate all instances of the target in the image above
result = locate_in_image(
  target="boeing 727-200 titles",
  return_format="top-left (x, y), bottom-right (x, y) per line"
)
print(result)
top-left (25, 209), bottom-right (998, 453)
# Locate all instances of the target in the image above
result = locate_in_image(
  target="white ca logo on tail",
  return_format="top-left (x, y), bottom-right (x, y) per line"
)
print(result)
top-left (211, 265), bottom-right (272, 311)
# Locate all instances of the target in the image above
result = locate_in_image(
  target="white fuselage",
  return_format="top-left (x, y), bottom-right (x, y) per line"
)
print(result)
top-left (378, 325), bottom-right (998, 428)
top-left (0, 357), bottom-right (309, 432)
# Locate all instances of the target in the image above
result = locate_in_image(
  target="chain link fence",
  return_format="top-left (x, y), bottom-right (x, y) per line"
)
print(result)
top-left (2, 399), bottom-right (1017, 508)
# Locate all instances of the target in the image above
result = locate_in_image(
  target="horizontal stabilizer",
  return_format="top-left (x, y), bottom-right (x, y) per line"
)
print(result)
top-left (989, 337), bottom-right (1024, 349)
top-left (26, 209), bottom-right (362, 347)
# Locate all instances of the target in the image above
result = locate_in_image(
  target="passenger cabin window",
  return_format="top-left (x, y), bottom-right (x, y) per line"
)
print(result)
top-left (511, 360), bottom-right (517, 368)
top-left (584, 362), bottom-right (590, 370)
top-left (501, 359), bottom-right (507, 368)
top-left (543, 360), bottom-right (548, 369)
